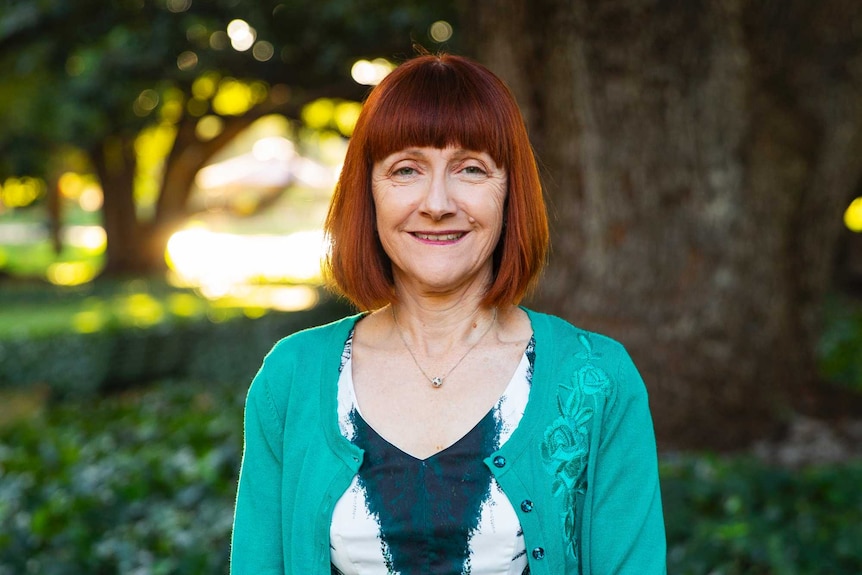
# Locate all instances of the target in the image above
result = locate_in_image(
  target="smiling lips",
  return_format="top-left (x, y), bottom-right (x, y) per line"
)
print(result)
top-left (412, 232), bottom-right (466, 242)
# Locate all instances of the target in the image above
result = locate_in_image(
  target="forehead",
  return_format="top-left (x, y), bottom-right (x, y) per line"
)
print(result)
top-left (362, 63), bottom-right (512, 169)
top-left (377, 146), bottom-right (495, 162)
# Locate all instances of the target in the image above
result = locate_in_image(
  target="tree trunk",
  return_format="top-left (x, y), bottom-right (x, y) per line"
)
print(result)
top-left (142, 99), bottom-right (306, 271)
top-left (94, 101), bottom-right (289, 274)
top-left (92, 136), bottom-right (145, 275)
top-left (468, 0), bottom-right (862, 449)
top-left (145, 112), bottom-right (261, 269)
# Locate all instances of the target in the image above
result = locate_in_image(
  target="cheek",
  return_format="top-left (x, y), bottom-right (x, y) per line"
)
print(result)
top-left (490, 185), bottom-right (508, 224)
top-left (371, 188), bottom-right (393, 226)
top-left (374, 198), bottom-right (401, 230)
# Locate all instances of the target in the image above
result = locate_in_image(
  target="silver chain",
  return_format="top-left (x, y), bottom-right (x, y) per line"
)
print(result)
top-left (391, 306), bottom-right (498, 388)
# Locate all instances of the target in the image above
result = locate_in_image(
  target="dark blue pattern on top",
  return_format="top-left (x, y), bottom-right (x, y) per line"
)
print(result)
top-left (351, 407), bottom-right (501, 574)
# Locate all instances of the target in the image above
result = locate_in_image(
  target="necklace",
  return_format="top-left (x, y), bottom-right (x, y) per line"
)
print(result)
top-left (391, 306), bottom-right (498, 388)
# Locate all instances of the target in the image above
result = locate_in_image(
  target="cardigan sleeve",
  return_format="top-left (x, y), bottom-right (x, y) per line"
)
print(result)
top-left (584, 347), bottom-right (667, 574)
top-left (230, 369), bottom-right (285, 575)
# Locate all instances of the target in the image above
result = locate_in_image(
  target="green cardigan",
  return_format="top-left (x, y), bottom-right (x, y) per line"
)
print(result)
top-left (231, 308), bottom-right (666, 574)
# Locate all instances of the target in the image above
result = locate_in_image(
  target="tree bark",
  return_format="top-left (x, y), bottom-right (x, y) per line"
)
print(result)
top-left (92, 136), bottom-right (144, 275)
top-left (467, 0), bottom-right (862, 449)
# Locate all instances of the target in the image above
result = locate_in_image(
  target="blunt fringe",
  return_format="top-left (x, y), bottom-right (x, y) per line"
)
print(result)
top-left (324, 54), bottom-right (549, 310)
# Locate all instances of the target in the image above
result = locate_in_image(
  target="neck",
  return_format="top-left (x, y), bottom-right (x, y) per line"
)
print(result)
top-left (389, 295), bottom-right (496, 357)
top-left (390, 304), bottom-right (498, 388)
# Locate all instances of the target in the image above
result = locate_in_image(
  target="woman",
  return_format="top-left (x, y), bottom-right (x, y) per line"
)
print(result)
top-left (231, 54), bottom-right (666, 574)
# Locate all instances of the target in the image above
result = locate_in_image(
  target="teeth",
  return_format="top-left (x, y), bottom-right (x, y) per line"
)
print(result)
top-left (415, 232), bottom-right (463, 241)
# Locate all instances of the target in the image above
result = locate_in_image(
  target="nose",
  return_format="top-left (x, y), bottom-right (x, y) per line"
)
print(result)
top-left (418, 171), bottom-right (456, 221)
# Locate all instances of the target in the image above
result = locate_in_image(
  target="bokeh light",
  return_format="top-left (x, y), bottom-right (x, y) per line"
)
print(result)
top-left (167, 292), bottom-right (205, 318)
top-left (72, 310), bottom-right (106, 334)
top-left (845, 197), bottom-right (862, 232)
top-left (133, 89), bottom-right (160, 117)
top-left (252, 136), bottom-right (294, 161)
top-left (212, 78), bottom-right (265, 116)
top-left (186, 23), bottom-right (208, 44)
top-left (0, 177), bottom-right (45, 208)
top-left (58, 172), bottom-right (85, 199)
top-left (166, 227), bottom-right (327, 300)
top-left (209, 30), bottom-right (229, 50)
top-left (78, 187), bottom-right (103, 211)
top-left (333, 101), bottom-right (362, 136)
top-left (160, 91), bottom-right (184, 123)
top-left (65, 226), bottom-right (107, 251)
top-left (212, 284), bottom-right (319, 312)
top-left (167, 0), bottom-right (192, 13)
top-left (302, 98), bottom-right (335, 129)
top-left (195, 115), bottom-right (224, 140)
top-left (227, 19), bottom-right (256, 52)
top-left (177, 51), bottom-right (198, 71)
top-left (429, 20), bottom-right (453, 42)
top-left (252, 41), bottom-right (275, 62)
top-left (118, 293), bottom-right (166, 327)
top-left (350, 58), bottom-right (394, 85)
top-left (299, 99), bottom-right (361, 137)
top-left (192, 74), bottom-right (219, 100)
top-left (47, 261), bottom-right (100, 287)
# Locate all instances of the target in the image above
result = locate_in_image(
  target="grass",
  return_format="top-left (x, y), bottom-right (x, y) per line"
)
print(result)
top-left (0, 241), bottom-right (101, 279)
top-left (0, 277), bottom-right (212, 338)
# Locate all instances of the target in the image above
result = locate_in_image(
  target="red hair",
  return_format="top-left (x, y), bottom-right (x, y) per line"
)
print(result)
top-left (324, 54), bottom-right (549, 310)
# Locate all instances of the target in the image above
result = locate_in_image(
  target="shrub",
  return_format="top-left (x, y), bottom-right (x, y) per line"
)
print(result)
top-left (2, 381), bottom-right (862, 573)
top-left (818, 295), bottom-right (862, 392)
top-left (0, 282), bottom-right (353, 395)
top-left (0, 378), bottom-right (245, 574)
top-left (663, 455), bottom-right (862, 574)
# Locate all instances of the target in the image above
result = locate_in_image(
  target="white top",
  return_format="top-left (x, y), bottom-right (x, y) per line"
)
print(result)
top-left (330, 332), bottom-right (534, 575)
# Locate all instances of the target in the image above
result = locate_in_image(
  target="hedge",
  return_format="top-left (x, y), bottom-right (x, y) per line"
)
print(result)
top-left (0, 289), bottom-right (352, 395)
top-left (1, 378), bottom-right (861, 573)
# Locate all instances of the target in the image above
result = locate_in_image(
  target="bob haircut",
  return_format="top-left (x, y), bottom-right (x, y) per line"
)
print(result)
top-left (324, 54), bottom-right (549, 311)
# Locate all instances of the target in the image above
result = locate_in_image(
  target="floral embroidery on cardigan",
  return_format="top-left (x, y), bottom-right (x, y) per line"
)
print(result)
top-left (540, 333), bottom-right (612, 561)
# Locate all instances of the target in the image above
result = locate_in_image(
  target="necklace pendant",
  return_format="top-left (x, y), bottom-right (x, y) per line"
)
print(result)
top-left (431, 376), bottom-right (443, 388)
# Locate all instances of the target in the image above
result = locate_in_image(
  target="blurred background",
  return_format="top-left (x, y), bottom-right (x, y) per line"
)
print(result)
top-left (0, 0), bottom-right (861, 573)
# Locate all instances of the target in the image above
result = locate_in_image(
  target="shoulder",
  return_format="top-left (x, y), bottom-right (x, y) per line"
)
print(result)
top-left (524, 308), bottom-right (631, 363)
top-left (262, 313), bottom-right (362, 369)
top-left (524, 308), bottom-right (646, 400)
top-left (247, 313), bottom-right (362, 417)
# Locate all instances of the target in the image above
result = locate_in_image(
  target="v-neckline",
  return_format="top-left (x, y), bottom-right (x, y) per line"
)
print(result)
top-left (353, 403), bottom-right (499, 463)
top-left (342, 349), bottom-right (531, 461)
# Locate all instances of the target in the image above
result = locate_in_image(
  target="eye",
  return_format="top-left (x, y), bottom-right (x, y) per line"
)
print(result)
top-left (461, 164), bottom-right (487, 176)
top-left (393, 166), bottom-right (417, 177)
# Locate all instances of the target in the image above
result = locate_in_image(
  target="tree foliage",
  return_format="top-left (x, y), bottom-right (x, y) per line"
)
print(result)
top-left (0, 0), bottom-right (458, 273)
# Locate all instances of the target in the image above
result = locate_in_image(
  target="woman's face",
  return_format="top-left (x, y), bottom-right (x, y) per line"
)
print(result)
top-left (371, 146), bottom-right (507, 298)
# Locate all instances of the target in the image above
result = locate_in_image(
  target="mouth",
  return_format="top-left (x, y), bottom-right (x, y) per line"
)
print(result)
top-left (412, 232), bottom-right (466, 242)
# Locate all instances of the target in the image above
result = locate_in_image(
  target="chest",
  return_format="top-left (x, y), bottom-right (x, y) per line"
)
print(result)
top-left (350, 339), bottom-right (529, 459)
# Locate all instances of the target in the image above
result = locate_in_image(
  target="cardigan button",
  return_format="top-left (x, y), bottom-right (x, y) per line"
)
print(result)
top-left (531, 547), bottom-right (545, 560)
top-left (520, 499), bottom-right (534, 512)
top-left (492, 455), bottom-right (506, 468)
